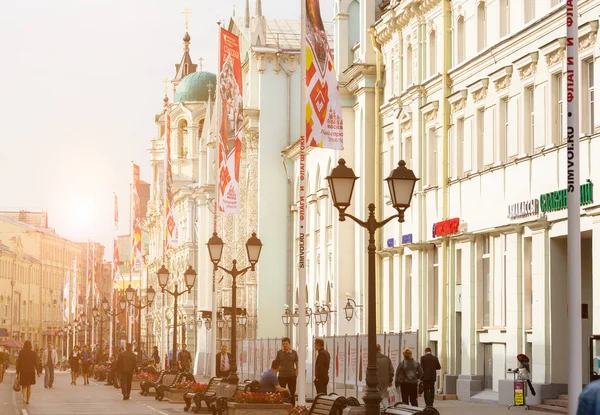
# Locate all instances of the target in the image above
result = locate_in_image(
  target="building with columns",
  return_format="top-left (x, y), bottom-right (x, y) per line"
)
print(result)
top-left (373, 0), bottom-right (600, 405)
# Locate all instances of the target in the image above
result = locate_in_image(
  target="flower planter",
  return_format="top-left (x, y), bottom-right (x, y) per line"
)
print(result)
top-left (167, 388), bottom-right (189, 404)
top-left (226, 402), bottom-right (292, 415)
top-left (130, 380), bottom-right (141, 390)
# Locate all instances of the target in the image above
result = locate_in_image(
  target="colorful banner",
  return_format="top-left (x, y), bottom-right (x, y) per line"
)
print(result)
top-left (62, 270), bottom-right (70, 321)
top-left (86, 240), bottom-right (91, 301)
top-left (113, 193), bottom-right (121, 282)
top-left (71, 257), bottom-right (77, 316)
top-left (218, 27), bottom-right (243, 213)
top-left (305, 0), bottom-right (343, 150)
top-left (164, 115), bottom-right (179, 249)
top-left (132, 163), bottom-right (143, 270)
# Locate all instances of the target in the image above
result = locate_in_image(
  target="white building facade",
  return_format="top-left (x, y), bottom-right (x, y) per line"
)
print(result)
top-left (374, 0), bottom-right (600, 404)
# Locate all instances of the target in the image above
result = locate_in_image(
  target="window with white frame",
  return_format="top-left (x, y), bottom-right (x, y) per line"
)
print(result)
top-left (390, 57), bottom-right (396, 98)
top-left (405, 255), bottom-right (412, 330)
top-left (405, 137), bottom-right (413, 169)
top-left (456, 117), bottom-right (464, 176)
top-left (429, 247), bottom-right (439, 328)
top-left (524, 237), bottom-right (532, 330)
top-left (501, 98), bottom-right (509, 162)
top-left (429, 30), bottom-right (437, 76)
top-left (428, 127), bottom-right (438, 186)
top-left (407, 45), bottom-right (413, 85)
top-left (493, 235), bottom-right (507, 327)
top-left (476, 108), bottom-right (484, 171)
top-left (586, 60), bottom-right (595, 134)
top-left (481, 236), bottom-right (491, 327)
top-left (524, 86), bottom-right (535, 153)
top-left (456, 249), bottom-right (462, 285)
top-left (477, 2), bottom-right (486, 51)
top-left (500, 0), bottom-right (509, 37)
top-left (525, 1), bottom-right (535, 23)
top-left (552, 73), bottom-right (564, 144)
top-left (456, 16), bottom-right (466, 64)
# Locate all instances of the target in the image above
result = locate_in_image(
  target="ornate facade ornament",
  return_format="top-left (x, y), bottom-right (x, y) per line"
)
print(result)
top-left (467, 78), bottom-right (489, 104)
top-left (579, 20), bottom-right (599, 52)
top-left (489, 66), bottom-right (513, 93)
top-left (421, 101), bottom-right (439, 124)
top-left (540, 37), bottom-right (566, 70)
top-left (513, 52), bottom-right (538, 81)
top-left (398, 107), bottom-right (413, 132)
top-left (448, 89), bottom-right (467, 112)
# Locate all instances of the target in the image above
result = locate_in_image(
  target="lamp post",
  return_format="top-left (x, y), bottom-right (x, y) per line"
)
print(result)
top-left (207, 232), bottom-right (262, 385)
top-left (92, 306), bottom-right (109, 356)
top-left (326, 159), bottom-right (418, 415)
top-left (343, 297), bottom-right (363, 321)
top-left (156, 265), bottom-right (197, 370)
top-left (101, 297), bottom-right (120, 356)
top-left (125, 285), bottom-right (156, 356)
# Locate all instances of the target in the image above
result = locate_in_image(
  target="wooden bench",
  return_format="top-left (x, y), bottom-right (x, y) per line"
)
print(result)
top-left (213, 380), bottom-right (257, 414)
top-left (308, 393), bottom-right (349, 415)
top-left (184, 376), bottom-right (222, 413)
top-left (140, 370), bottom-right (166, 396)
top-left (383, 404), bottom-right (441, 415)
top-left (156, 372), bottom-right (195, 401)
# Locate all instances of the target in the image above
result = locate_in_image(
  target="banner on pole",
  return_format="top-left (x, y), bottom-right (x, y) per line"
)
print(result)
top-left (113, 194), bottom-right (121, 282)
top-left (71, 257), bottom-right (77, 316)
top-left (305, 0), bottom-right (343, 150)
top-left (62, 270), bottom-right (70, 321)
top-left (164, 115), bottom-right (179, 248)
top-left (132, 163), bottom-right (143, 270)
top-left (218, 27), bottom-right (243, 213)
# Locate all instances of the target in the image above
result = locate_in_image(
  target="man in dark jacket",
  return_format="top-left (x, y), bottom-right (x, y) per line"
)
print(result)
top-left (116, 343), bottom-right (137, 400)
top-left (178, 344), bottom-right (193, 372)
top-left (313, 338), bottom-right (330, 394)
top-left (216, 345), bottom-right (232, 378)
top-left (420, 347), bottom-right (441, 407)
top-left (376, 344), bottom-right (394, 407)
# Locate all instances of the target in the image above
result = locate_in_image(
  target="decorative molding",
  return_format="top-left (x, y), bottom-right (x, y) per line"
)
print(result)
top-left (398, 107), bottom-right (413, 132)
top-left (540, 37), bottom-right (566, 69)
top-left (489, 66), bottom-right (513, 92)
top-left (513, 52), bottom-right (539, 81)
top-left (467, 78), bottom-right (489, 104)
top-left (579, 21), bottom-right (599, 52)
top-left (448, 90), bottom-right (467, 112)
top-left (420, 101), bottom-right (439, 124)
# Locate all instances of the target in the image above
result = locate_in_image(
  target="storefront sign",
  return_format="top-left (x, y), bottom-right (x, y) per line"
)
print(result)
top-left (402, 234), bottom-right (413, 244)
top-left (386, 238), bottom-right (395, 248)
top-left (432, 218), bottom-right (460, 238)
top-left (540, 181), bottom-right (593, 213)
top-left (507, 199), bottom-right (539, 220)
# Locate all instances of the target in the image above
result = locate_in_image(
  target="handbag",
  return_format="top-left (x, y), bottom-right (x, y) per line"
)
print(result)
top-left (12, 374), bottom-right (21, 392)
top-left (418, 381), bottom-right (424, 396)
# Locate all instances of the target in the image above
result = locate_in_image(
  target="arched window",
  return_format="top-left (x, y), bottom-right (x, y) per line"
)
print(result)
top-left (456, 16), bottom-right (466, 64)
top-left (326, 283), bottom-right (331, 304)
top-left (429, 30), bottom-right (437, 76)
top-left (177, 119), bottom-right (189, 158)
top-left (477, 2), bottom-right (486, 51)
top-left (315, 283), bottom-right (320, 304)
top-left (406, 45), bottom-right (413, 85)
top-left (347, 0), bottom-right (360, 66)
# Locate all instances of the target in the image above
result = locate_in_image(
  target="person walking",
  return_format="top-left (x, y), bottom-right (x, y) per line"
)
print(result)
top-left (216, 345), bottom-right (231, 378)
top-left (41, 342), bottom-right (58, 388)
top-left (69, 346), bottom-right (81, 385)
top-left (395, 348), bottom-right (423, 407)
top-left (313, 338), bottom-right (330, 395)
top-left (275, 337), bottom-right (298, 406)
top-left (16, 340), bottom-right (38, 404)
top-left (152, 346), bottom-right (160, 369)
top-left (178, 344), bottom-right (193, 373)
top-left (420, 347), bottom-right (441, 407)
top-left (81, 345), bottom-right (92, 385)
top-left (376, 344), bottom-right (394, 408)
top-left (115, 342), bottom-right (137, 400)
top-left (168, 343), bottom-right (180, 370)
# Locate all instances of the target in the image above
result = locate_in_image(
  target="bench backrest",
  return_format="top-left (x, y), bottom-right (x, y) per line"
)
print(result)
top-left (308, 394), bottom-right (347, 415)
top-left (206, 377), bottom-right (223, 393)
top-left (161, 373), bottom-right (178, 387)
top-left (383, 404), bottom-right (429, 415)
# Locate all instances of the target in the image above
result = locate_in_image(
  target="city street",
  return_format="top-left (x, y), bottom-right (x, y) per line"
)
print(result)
top-left (0, 369), bottom-right (531, 415)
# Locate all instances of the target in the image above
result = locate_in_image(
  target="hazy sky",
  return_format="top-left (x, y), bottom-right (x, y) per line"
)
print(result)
top-left (0, 0), bottom-right (332, 259)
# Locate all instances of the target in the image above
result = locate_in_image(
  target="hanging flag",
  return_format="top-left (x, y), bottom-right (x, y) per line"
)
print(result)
top-left (62, 270), bottom-right (70, 321)
top-left (132, 163), bottom-right (143, 270)
top-left (164, 115), bottom-right (179, 249)
top-left (86, 240), bottom-right (91, 301)
top-left (218, 27), bottom-right (243, 213)
top-left (113, 193), bottom-right (121, 282)
top-left (305, 0), bottom-right (343, 149)
top-left (71, 257), bottom-right (77, 316)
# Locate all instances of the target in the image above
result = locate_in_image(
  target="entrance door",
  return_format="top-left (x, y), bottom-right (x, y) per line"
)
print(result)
top-left (484, 344), bottom-right (493, 390)
top-left (456, 313), bottom-right (462, 375)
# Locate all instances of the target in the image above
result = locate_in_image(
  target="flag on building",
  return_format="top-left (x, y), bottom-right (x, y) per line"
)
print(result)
top-left (305, 0), bottom-right (343, 150)
top-left (113, 193), bottom-right (121, 282)
top-left (217, 27), bottom-right (243, 213)
top-left (164, 115), bottom-right (179, 249)
top-left (62, 270), bottom-right (70, 321)
top-left (132, 163), bottom-right (143, 270)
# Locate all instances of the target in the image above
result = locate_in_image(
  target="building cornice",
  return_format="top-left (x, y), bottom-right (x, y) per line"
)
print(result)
top-left (448, 89), bottom-right (467, 113)
top-left (281, 138), bottom-right (316, 160)
top-left (489, 66), bottom-right (513, 93)
top-left (467, 78), bottom-right (489, 104)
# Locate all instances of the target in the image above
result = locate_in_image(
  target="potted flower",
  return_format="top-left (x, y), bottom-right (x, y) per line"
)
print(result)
top-left (228, 392), bottom-right (291, 415)
top-left (131, 372), bottom-right (158, 390)
top-left (167, 380), bottom-right (198, 403)
top-left (289, 405), bottom-right (310, 415)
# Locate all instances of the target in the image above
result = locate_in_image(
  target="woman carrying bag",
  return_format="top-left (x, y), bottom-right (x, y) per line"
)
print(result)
top-left (16, 340), bottom-right (37, 404)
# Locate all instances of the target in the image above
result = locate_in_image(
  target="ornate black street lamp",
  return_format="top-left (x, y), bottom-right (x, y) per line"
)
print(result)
top-left (207, 232), bottom-right (262, 385)
top-left (326, 159), bottom-right (418, 415)
top-left (157, 265), bottom-right (197, 370)
top-left (125, 285), bottom-right (156, 355)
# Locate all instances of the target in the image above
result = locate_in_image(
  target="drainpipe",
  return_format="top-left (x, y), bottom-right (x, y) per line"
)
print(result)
top-left (369, 27), bottom-right (383, 333)
top-left (439, 0), bottom-right (451, 394)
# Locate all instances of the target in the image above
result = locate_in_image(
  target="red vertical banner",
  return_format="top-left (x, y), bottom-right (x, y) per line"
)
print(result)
top-left (113, 194), bottom-right (121, 282)
top-left (164, 115), bottom-right (179, 249)
top-left (218, 27), bottom-right (243, 213)
top-left (305, 0), bottom-right (343, 149)
top-left (132, 163), bottom-right (143, 270)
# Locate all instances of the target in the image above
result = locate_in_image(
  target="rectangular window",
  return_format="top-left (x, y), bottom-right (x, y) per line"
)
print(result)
top-left (588, 60), bottom-right (595, 133)
top-left (432, 247), bottom-right (439, 327)
top-left (429, 128), bottom-right (438, 186)
top-left (429, 31), bottom-right (437, 76)
top-left (554, 73), bottom-right (564, 144)
top-left (524, 86), bottom-right (534, 153)
top-left (456, 249), bottom-right (462, 285)
top-left (501, 98), bottom-right (509, 162)
top-left (405, 255), bottom-right (412, 330)
top-left (405, 137), bottom-right (413, 169)
top-left (476, 108), bottom-right (484, 171)
top-left (525, 1), bottom-right (535, 23)
top-left (524, 237), bottom-right (533, 330)
top-left (482, 236), bottom-right (491, 327)
top-left (500, 0), bottom-right (509, 37)
top-left (456, 118), bottom-right (464, 176)
top-left (477, 3), bottom-right (486, 51)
